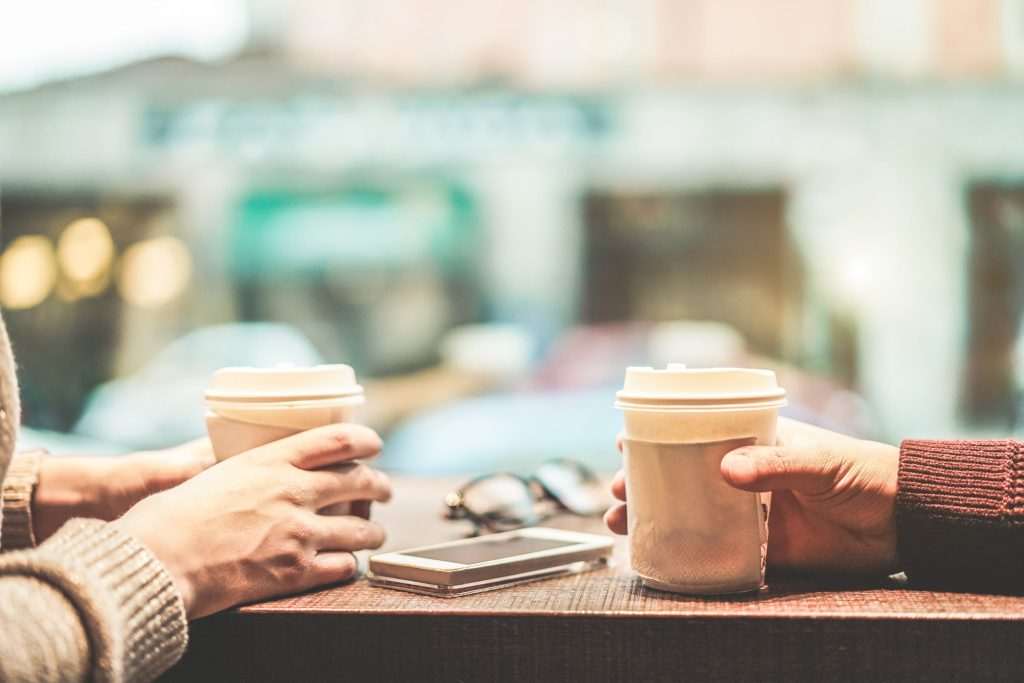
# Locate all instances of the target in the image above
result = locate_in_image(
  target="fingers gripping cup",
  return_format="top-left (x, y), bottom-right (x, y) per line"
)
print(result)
top-left (615, 364), bottom-right (786, 594)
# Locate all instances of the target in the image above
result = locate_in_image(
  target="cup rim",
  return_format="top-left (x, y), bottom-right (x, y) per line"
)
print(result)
top-left (205, 394), bottom-right (365, 409)
top-left (614, 395), bottom-right (787, 412)
top-left (205, 383), bottom-right (364, 401)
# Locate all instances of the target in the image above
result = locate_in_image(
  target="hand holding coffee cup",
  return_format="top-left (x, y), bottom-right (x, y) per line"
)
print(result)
top-left (718, 417), bottom-right (899, 574)
top-left (608, 417), bottom-right (900, 576)
top-left (114, 423), bottom-right (391, 618)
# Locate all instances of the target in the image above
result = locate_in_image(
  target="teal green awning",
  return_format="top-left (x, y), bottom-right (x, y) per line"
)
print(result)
top-left (230, 184), bottom-right (476, 280)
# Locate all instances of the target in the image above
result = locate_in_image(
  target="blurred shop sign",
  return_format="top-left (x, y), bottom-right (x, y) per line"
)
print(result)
top-left (142, 96), bottom-right (613, 164)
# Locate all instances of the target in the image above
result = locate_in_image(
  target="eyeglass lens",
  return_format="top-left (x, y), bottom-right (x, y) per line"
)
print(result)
top-left (533, 459), bottom-right (604, 517)
top-left (461, 473), bottom-right (542, 531)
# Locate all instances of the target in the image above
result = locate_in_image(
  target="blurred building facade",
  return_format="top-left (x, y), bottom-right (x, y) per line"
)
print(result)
top-left (2, 0), bottom-right (1024, 440)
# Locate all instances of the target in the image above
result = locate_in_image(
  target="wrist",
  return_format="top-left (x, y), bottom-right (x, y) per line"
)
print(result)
top-left (112, 501), bottom-right (197, 616)
top-left (33, 457), bottom-right (113, 541)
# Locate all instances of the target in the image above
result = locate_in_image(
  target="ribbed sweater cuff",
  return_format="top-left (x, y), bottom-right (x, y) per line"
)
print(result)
top-left (9, 518), bottom-right (188, 682)
top-left (897, 439), bottom-right (1024, 593)
top-left (1, 449), bottom-right (46, 550)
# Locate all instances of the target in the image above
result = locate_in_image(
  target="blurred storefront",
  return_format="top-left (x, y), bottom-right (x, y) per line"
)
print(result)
top-left (2, 0), bottom-right (1024, 451)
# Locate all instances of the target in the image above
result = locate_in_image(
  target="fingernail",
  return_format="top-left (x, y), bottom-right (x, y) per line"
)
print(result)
top-left (722, 452), bottom-right (755, 480)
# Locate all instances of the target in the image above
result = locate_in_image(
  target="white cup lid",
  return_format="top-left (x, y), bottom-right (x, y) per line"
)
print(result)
top-left (205, 364), bottom-right (364, 403)
top-left (615, 364), bottom-right (786, 410)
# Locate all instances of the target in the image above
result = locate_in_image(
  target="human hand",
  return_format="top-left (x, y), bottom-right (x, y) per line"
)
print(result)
top-left (32, 439), bottom-right (217, 542)
top-left (604, 418), bottom-right (899, 574)
top-left (112, 424), bottom-right (392, 618)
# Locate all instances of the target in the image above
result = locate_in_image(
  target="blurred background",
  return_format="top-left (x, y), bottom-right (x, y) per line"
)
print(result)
top-left (1, 0), bottom-right (1024, 474)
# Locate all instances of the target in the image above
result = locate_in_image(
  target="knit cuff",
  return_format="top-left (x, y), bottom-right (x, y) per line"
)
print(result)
top-left (897, 439), bottom-right (1024, 593)
top-left (9, 518), bottom-right (188, 682)
top-left (1, 449), bottom-right (46, 551)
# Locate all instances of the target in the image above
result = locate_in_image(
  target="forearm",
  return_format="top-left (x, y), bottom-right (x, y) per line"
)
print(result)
top-left (16, 445), bottom-right (218, 545)
top-left (0, 519), bottom-right (188, 682)
top-left (897, 439), bottom-right (1024, 593)
top-left (31, 455), bottom-right (122, 541)
top-left (4, 452), bottom-right (147, 547)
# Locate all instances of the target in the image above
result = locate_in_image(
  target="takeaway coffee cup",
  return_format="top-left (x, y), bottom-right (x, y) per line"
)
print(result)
top-left (614, 364), bottom-right (786, 594)
top-left (204, 364), bottom-right (365, 461)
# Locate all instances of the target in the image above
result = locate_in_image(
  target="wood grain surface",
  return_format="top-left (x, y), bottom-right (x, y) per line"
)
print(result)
top-left (162, 477), bottom-right (1024, 682)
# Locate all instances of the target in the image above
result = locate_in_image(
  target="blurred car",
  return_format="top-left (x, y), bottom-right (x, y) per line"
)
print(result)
top-left (58, 323), bottom-right (323, 452)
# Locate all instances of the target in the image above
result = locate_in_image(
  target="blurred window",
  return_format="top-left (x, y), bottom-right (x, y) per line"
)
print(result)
top-left (582, 190), bottom-right (805, 363)
top-left (965, 183), bottom-right (1024, 428)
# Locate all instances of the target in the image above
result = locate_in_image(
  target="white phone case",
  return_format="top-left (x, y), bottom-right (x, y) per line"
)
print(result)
top-left (368, 527), bottom-right (614, 597)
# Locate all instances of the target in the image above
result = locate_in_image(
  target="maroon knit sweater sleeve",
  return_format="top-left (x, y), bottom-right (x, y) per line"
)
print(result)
top-left (897, 439), bottom-right (1024, 594)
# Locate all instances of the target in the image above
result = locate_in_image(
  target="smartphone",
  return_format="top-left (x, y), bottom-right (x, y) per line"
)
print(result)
top-left (368, 527), bottom-right (614, 597)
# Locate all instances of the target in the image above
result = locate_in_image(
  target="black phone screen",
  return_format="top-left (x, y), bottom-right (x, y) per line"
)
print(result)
top-left (404, 535), bottom-right (579, 565)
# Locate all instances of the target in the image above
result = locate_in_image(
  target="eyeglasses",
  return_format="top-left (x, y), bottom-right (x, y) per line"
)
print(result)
top-left (443, 459), bottom-right (606, 534)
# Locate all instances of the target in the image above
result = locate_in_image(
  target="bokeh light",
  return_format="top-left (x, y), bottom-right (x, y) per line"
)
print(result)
top-left (0, 235), bottom-right (59, 309)
top-left (56, 217), bottom-right (116, 298)
top-left (117, 236), bottom-right (192, 308)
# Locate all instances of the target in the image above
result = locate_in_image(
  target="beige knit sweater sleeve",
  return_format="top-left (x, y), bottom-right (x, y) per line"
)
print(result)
top-left (0, 520), bottom-right (189, 682)
top-left (2, 449), bottom-right (45, 550)
top-left (0, 314), bottom-right (188, 682)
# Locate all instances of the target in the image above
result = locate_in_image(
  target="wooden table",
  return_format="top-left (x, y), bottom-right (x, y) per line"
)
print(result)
top-left (163, 478), bottom-right (1024, 682)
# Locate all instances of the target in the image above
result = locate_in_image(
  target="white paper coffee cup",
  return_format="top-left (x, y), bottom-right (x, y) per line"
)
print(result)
top-left (204, 364), bottom-right (365, 462)
top-left (615, 364), bottom-right (786, 594)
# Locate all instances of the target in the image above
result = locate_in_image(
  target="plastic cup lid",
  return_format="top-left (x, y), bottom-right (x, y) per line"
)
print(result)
top-left (615, 364), bottom-right (786, 410)
top-left (204, 364), bottom-right (364, 403)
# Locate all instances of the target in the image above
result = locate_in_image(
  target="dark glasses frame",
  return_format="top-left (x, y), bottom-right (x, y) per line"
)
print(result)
top-left (444, 458), bottom-right (603, 534)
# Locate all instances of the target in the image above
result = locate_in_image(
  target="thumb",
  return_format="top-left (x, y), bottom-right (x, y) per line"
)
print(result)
top-left (720, 445), bottom-right (841, 495)
top-left (176, 437), bottom-right (217, 470)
